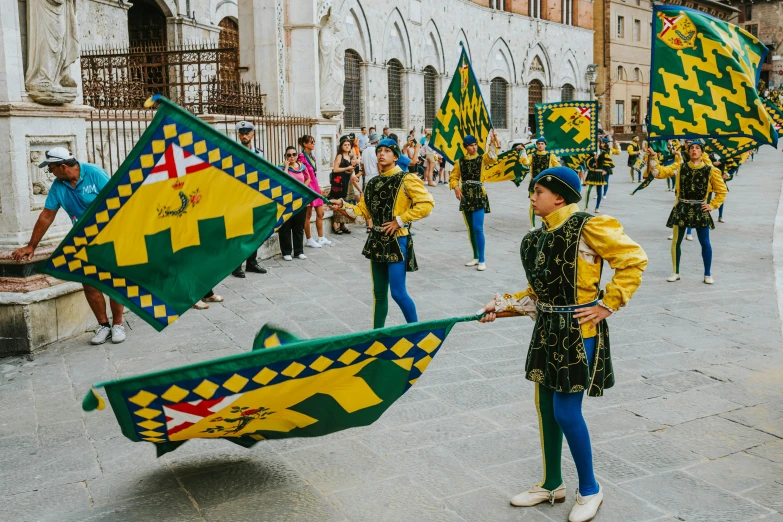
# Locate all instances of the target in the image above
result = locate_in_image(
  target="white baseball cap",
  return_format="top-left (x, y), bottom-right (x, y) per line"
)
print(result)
top-left (38, 147), bottom-right (75, 168)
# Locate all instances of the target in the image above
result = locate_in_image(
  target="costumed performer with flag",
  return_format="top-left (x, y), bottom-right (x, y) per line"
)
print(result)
top-left (627, 136), bottom-right (643, 182)
top-left (600, 136), bottom-right (620, 198)
top-left (520, 137), bottom-right (560, 230)
top-left (479, 166), bottom-right (647, 522)
top-left (649, 139), bottom-right (727, 284)
top-left (449, 131), bottom-right (500, 271)
top-left (330, 138), bottom-right (434, 328)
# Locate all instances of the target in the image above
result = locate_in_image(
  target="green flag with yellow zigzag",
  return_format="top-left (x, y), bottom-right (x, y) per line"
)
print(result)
top-left (535, 101), bottom-right (600, 155)
top-left (41, 96), bottom-right (322, 331)
top-left (649, 5), bottom-right (777, 148)
top-left (430, 48), bottom-right (493, 164)
top-left (82, 316), bottom-right (473, 456)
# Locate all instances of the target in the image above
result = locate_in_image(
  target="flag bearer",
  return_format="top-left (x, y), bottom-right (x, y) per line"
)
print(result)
top-left (521, 137), bottom-right (560, 230)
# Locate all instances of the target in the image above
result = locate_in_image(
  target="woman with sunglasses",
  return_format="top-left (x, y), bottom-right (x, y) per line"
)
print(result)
top-left (277, 146), bottom-right (310, 260)
top-left (298, 135), bottom-right (331, 248)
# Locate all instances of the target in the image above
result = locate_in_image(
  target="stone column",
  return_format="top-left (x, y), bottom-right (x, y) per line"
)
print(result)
top-left (0, 0), bottom-right (94, 355)
top-left (239, 0), bottom-right (282, 114)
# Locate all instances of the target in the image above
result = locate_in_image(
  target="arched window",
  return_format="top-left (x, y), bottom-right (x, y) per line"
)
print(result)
top-left (633, 67), bottom-right (642, 82)
top-left (423, 66), bottom-right (439, 127)
top-left (218, 18), bottom-right (240, 86)
top-left (528, 79), bottom-right (543, 132)
top-left (343, 50), bottom-right (363, 129)
top-left (562, 0), bottom-right (574, 25)
top-left (617, 66), bottom-right (626, 81)
top-left (387, 59), bottom-right (404, 129)
top-left (128, 0), bottom-right (167, 48)
top-left (561, 83), bottom-right (575, 101)
top-left (491, 77), bottom-right (509, 129)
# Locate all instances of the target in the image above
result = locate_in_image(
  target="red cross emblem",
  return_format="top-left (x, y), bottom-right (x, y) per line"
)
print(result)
top-left (660, 15), bottom-right (682, 37)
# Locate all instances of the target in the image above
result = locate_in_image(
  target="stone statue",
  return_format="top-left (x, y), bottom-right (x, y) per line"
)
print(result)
top-left (318, 2), bottom-right (346, 119)
top-left (25, 0), bottom-right (79, 105)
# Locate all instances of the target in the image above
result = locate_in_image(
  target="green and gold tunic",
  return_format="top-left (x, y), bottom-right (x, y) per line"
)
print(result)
top-left (455, 155), bottom-right (490, 213)
top-left (523, 151), bottom-right (560, 193)
top-left (654, 160), bottom-right (727, 230)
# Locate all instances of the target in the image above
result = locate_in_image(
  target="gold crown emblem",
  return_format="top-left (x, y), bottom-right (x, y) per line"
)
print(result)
top-left (171, 179), bottom-right (185, 189)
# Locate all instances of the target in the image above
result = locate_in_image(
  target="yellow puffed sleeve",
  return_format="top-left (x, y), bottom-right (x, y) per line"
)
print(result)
top-left (610, 146), bottom-right (620, 155)
top-left (494, 285), bottom-right (538, 319)
top-left (479, 153), bottom-right (499, 182)
top-left (397, 174), bottom-right (435, 224)
top-left (549, 154), bottom-right (561, 168)
top-left (580, 215), bottom-right (648, 311)
top-left (519, 154), bottom-right (532, 168)
top-left (651, 154), bottom-right (682, 179)
top-left (627, 144), bottom-right (637, 157)
top-left (343, 197), bottom-right (371, 221)
top-left (707, 166), bottom-right (728, 210)
top-left (448, 160), bottom-right (462, 190)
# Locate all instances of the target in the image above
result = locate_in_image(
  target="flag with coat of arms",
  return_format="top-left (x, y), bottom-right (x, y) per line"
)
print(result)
top-left (534, 101), bottom-right (600, 155)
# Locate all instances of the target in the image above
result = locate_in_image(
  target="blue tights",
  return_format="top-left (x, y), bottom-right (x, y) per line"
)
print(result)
top-left (673, 226), bottom-right (712, 276)
top-left (463, 209), bottom-right (486, 263)
top-left (370, 236), bottom-right (418, 329)
top-left (602, 176), bottom-right (610, 196)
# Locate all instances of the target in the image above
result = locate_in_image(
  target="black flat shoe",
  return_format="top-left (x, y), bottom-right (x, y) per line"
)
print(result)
top-left (245, 262), bottom-right (268, 274)
top-left (341, 227), bottom-right (351, 234)
top-left (232, 267), bottom-right (246, 278)
top-left (333, 228), bottom-right (343, 235)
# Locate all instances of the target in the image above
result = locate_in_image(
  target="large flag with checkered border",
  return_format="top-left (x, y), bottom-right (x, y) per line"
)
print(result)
top-left (41, 95), bottom-right (322, 331)
top-left (82, 315), bottom-right (475, 456)
top-left (430, 47), bottom-right (493, 164)
top-left (534, 101), bottom-right (600, 155)
top-left (648, 5), bottom-right (777, 148)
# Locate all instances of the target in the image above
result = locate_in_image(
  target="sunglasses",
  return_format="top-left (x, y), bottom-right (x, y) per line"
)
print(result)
top-left (285, 153), bottom-right (297, 157)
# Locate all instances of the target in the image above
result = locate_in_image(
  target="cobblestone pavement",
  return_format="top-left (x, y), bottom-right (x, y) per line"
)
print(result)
top-left (2, 149), bottom-right (783, 522)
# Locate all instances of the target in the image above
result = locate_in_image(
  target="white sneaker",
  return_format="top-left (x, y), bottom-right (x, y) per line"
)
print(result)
top-left (704, 275), bottom-right (714, 284)
top-left (477, 262), bottom-right (486, 271)
top-left (91, 325), bottom-right (112, 345)
top-left (593, 208), bottom-right (600, 214)
top-left (718, 217), bottom-right (725, 223)
top-left (297, 254), bottom-right (307, 260)
top-left (667, 273), bottom-right (681, 282)
top-left (283, 255), bottom-right (292, 261)
top-left (318, 236), bottom-right (332, 246)
top-left (111, 325), bottom-right (126, 344)
top-left (568, 487), bottom-right (603, 522)
top-left (306, 238), bottom-right (322, 248)
top-left (685, 234), bottom-right (693, 241)
top-left (465, 259), bottom-right (479, 267)
top-left (511, 484), bottom-right (566, 507)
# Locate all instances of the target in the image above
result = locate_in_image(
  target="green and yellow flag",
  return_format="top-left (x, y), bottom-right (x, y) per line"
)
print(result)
top-left (431, 48), bottom-right (493, 164)
top-left (649, 5), bottom-right (777, 148)
top-left (42, 96), bottom-right (321, 331)
top-left (706, 136), bottom-right (757, 158)
top-left (83, 316), bottom-right (474, 455)
top-left (534, 101), bottom-right (599, 155)
top-left (763, 98), bottom-right (783, 129)
top-left (561, 153), bottom-right (593, 172)
top-left (482, 147), bottom-right (531, 186)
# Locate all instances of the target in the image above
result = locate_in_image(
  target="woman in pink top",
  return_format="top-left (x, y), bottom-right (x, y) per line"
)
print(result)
top-left (298, 134), bottom-right (331, 249)
top-left (278, 146), bottom-right (309, 260)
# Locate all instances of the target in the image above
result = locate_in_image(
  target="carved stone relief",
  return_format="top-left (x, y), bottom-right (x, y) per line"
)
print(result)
top-left (319, 136), bottom-right (333, 171)
top-left (28, 136), bottom-right (75, 210)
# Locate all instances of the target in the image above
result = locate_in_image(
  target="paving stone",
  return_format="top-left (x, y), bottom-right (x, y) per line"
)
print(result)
top-left (721, 399), bottom-right (783, 437)
top-left (203, 484), bottom-right (345, 522)
top-left (621, 471), bottom-right (768, 522)
top-left (445, 486), bottom-right (552, 522)
top-left (480, 455), bottom-right (579, 498)
top-left (584, 408), bottom-right (664, 443)
top-left (45, 488), bottom-right (202, 522)
top-left (625, 388), bottom-right (743, 425)
top-left (533, 481), bottom-right (664, 522)
top-left (426, 380), bottom-right (517, 411)
top-left (656, 416), bottom-right (777, 459)
top-left (379, 398), bottom-right (459, 426)
top-left (329, 476), bottom-right (466, 522)
top-left (1, 482), bottom-right (91, 522)
top-left (414, 365), bottom-right (484, 388)
top-left (444, 427), bottom-right (541, 470)
top-left (592, 446), bottom-right (652, 483)
top-left (747, 439), bottom-right (783, 463)
top-left (641, 370), bottom-right (721, 394)
top-left (686, 452), bottom-right (783, 493)
top-left (598, 433), bottom-right (703, 473)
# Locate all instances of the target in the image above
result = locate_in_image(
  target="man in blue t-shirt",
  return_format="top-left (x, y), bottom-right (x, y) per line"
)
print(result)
top-left (11, 148), bottom-right (127, 346)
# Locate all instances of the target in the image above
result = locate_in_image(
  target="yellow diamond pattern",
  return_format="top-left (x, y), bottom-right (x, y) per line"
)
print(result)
top-left (167, 315), bottom-right (179, 324)
top-left (128, 390), bottom-right (157, 407)
top-left (193, 379), bottom-right (219, 399)
top-left (63, 246), bottom-right (76, 254)
top-left (126, 286), bottom-right (139, 298)
top-left (143, 437), bottom-right (165, 443)
top-left (208, 149), bottom-right (221, 163)
top-left (223, 374), bottom-right (249, 393)
top-left (95, 210), bottom-right (110, 224)
top-left (264, 333), bottom-right (281, 348)
top-left (338, 349), bottom-right (361, 365)
top-left (414, 355), bottom-right (433, 373)
top-left (134, 407), bottom-right (162, 420)
top-left (152, 140), bottom-right (166, 154)
top-left (293, 198), bottom-right (303, 211)
top-left (194, 140), bottom-right (207, 155)
top-left (393, 358), bottom-right (414, 371)
top-left (138, 420), bottom-right (164, 430)
top-left (84, 225), bottom-right (99, 237)
top-left (309, 356), bottom-right (334, 372)
top-left (163, 123), bottom-right (178, 138)
top-left (233, 164), bottom-right (246, 177)
top-left (67, 259), bottom-right (82, 271)
top-left (221, 156), bottom-right (233, 170)
top-left (52, 255), bottom-right (66, 267)
top-left (118, 184), bottom-right (132, 197)
top-left (139, 430), bottom-right (164, 438)
top-left (113, 278), bottom-right (126, 287)
top-left (140, 155), bottom-right (154, 168)
top-left (417, 333), bottom-right (442, 354)
top-left (153, 305), bottom-right (166, 318)
top-left (98, 272), bottom-right (111, 281)
top-left (140, 295), bottom-right (153, 308)
top-left (283, 192), bottom-right (293, 205)
top-left (246, 172), bottom-right (258, 185)
top-left (365, 342), bottom-right (387, 357)
top-left (253, 367), bottom-right (278, 385)
top-left (258, 178), bottom-right (270, 191)
top-left (74, 236), bottom-right (88, 246)
top-left (83, 265), bottom-right (97, 276)
top-left (281, 361), bottom-right (306, 378)
top-left (161, 385), bottom-right (189, 403)
top-left (178, 132), bottom-right (193, 147)
top-left (271, 186), bottom-right (282, 199)
top-left (129, 169), bottom-right (144, 184)
top-left (391, 338), bottom-right (414, 358)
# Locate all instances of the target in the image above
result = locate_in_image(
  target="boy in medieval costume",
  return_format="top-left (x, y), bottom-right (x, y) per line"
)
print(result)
top-left (650, 139), bottom-right (727, 284)
top-left (330, 139), bottom-right (434, 328)
top-left (521, 137), bottom-right (560, 230)
top-left (479, 166), bottom-right (648, 522)
top-left (627, 136), bottom-right (643, 182)
top-left (449, 131), bottom-right (500, 271)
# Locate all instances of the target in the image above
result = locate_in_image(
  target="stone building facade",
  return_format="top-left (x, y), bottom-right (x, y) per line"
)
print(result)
top-left (725, 0), bottom-right (783, 89)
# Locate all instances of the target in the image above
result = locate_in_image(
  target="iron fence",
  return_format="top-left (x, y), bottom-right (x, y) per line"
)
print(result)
top-left (87, 108), bottom-right (317, 174)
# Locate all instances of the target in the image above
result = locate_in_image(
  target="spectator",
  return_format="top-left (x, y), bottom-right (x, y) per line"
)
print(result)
top-left (382, 126), bottom-right (390, 137)
top-left (358, 127), bottom-right (369, 151)
top-left (421, 129), bottom-right (439, 187)
top-left (298, 134), bottom-right (332, 249)
top-left (232, 121), bottom-right (268, 278)
top-left (278, 146), bottom-right (309, 260)
top-left (11, 148), bottom-right (126, 345)
top-left (331, 138), bottom-right (358, 234)
top-left (369, 126), bottom-right (376, 135)
top-left (361, 132), bottom-right (381, 234)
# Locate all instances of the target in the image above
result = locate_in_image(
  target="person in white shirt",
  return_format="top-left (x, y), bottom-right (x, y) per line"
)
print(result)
top-left (358, 127), bottom-right (369, 151)
top-left (360, 132), bottom-right (381, 233)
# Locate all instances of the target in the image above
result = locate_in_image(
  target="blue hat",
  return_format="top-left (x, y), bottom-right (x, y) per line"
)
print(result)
top-left (463, 135), bottom-right (477, 146)
top-left (377, 138), bottom-right (401, 159)
top-left (689, 139), bottom-right (705, 150)
top-left (533, 166), bottom-right (582, 204)
top-left (602, 136), bottom-right (612, 143)
top-left (536, 137), bottom-right (547, 143)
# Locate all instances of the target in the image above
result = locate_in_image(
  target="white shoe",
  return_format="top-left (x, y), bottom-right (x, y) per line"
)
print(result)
top-left (529, 226), bottom-right (536, 231)
top-left (568, 487), bottom-right (603, 522)
top-left (511, 484), bottom-right (566, 507)
top-left (111, 325), bottom-right (126, 344)
top-left (704, 276), bottom-right (714, 284)
top-left (685, 234), bottom-right (693, 241)
top-left (667, 234), bottom-right (673, 240)
top-left (91, 325), bottom-right (112, 345)
top-left (283, 255), bottom-right (292, 261)
top-left (318, 236), bottom-right (332, 245)
top-left (306, 238), bottom-right (322, 248)
top-left (718, 217), bottom-right (725, 223)
top-left (667, 273), bottom-right (681, 282)
top-left (465, 259), bottom-right (479, 267)
top-left (593, 208), bottom-right (600, 214)
top-left (297, 254), bottom-right (307, 260)
top-left (477, 262), bottom-right (486, 271)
